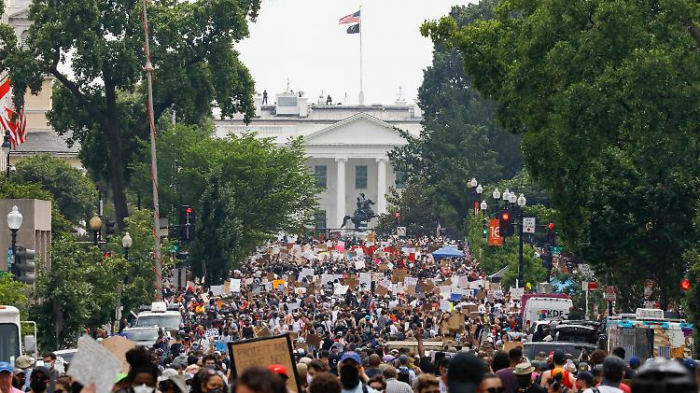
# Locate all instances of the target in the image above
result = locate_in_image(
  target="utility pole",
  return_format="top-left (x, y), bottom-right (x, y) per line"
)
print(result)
top-left (141, 0), bottom-right (163, 298)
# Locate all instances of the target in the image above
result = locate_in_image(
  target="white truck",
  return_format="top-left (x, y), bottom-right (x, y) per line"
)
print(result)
top-left (0, 305), bottom-right (22, 363)
top-left (134, 302), bottom-right (182, 332)
top-left (521, 294), bottom-right (573, 326)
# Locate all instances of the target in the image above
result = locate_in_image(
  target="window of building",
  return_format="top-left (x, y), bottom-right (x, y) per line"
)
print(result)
top-left (315, 210), bottom-right (327, 230)
top-left (314, 165), bottom-right (327, 189)
top-left (355, 165), bottom-right (368, 189)
top-left (395, 169), bottom-right (407, 189)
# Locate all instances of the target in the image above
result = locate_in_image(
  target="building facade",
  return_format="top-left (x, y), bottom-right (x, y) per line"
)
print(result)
top-left (1, 0), bottom-right (81, 168)
top-left (214, 90), bottom-right (423, 229)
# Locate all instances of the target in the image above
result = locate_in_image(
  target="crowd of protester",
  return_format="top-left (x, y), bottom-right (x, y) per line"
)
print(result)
top-left (1, 236), bottom-right (698, 393)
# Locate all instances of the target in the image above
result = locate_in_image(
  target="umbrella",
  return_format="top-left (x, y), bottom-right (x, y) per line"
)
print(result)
top-left (432, 246), bottom-right (465, 259)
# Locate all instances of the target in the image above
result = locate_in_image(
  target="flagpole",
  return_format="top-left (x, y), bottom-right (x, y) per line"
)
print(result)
top-left (359, 4), bottom-right (364, 105)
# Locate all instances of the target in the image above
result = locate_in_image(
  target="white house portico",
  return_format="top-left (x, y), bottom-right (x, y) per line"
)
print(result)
top-left (214, 89), bottom-right (422, 230)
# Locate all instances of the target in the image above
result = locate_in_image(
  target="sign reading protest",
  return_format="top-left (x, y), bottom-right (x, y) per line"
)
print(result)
top-left (228, 334), bottom-right (301, 393)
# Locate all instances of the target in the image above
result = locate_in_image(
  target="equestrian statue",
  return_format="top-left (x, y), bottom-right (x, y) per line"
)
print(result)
top-left (341, 193), bottom-right (376, 230)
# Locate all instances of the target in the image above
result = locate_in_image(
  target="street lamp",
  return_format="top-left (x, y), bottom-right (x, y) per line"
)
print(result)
top-left (476, 184), bottom-right (483, 195)
top-left (469, 178), bottom-right (478, 188)
top-left (480, 200), bottom-right (488, 211)
top-left (89, 214), bottom-right (102, 246)
top-left (492, 188), bottom-right (501, 200)
top-left (515, 193), bottom-right (527, 288)
top-left (7, 206), bottom-right (22, 273)
top-left (122, 232), bottom-right (133, 259)
top-left (2, 130), bottom-right (11, 177)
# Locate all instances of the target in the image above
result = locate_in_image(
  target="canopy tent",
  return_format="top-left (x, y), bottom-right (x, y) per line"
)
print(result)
top-left (432, 246), bottom-right (465, 259)
top-left (550, 277), bottom-right (576, 293)
top-left (489, 266), bottom-right (509, 283)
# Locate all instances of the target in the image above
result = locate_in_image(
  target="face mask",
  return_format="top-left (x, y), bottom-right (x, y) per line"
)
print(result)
top-left (206, 389), bottom-right (223, 393)
top-left (339, 364), bottom-right (360, 389)
top-left (206, 364), bottom-right (216, 370)
top-left (132, 384), bottom-right (154, 393)
top-left (30, 379), bottom-right (47, 393)
top-left (306, 374), bottom-right (314, 386)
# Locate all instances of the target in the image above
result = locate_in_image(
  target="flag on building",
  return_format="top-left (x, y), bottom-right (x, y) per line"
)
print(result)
top-left (346, 24), bottom-right (360, 34)
top-left (0, 77), bottom-right (26, 148)
top-left (339, 10), bottom-right (360, 24)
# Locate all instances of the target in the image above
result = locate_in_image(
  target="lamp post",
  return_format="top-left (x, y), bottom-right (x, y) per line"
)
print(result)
top-left (122, 232), bottom-right (133, 259)
top-left (7, 205), bottom-right (22, 275)
top-left (516, 193), bottom-right (527, 288)
top-left (2, 130), bottom-right (11, 177)
top-left (89, 214), bottom-right (102, 246)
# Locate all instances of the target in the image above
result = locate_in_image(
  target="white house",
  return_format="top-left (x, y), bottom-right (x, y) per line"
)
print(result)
top-left (214, 89), bottom-right (423, 229)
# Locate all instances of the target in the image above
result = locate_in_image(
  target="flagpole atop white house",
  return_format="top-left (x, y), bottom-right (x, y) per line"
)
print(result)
top-left (358, 4), bottom-right (365, 105)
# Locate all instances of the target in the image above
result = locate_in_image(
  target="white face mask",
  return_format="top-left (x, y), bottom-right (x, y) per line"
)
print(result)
top-left (306, 374), bottom-right (314, 386)
top-left (133, 384), bottom-right (154, 393)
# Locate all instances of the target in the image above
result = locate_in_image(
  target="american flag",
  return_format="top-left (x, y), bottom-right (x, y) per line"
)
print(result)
top-left (0, 77), bottom-right (26, 148)
top-left (339, 10), bottom-right (360, 25)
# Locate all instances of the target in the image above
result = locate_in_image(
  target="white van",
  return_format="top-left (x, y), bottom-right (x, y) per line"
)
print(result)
top-left (135, 302), bottom-right (182, 331)
top-left (0, 306), bottom-right (21, 363)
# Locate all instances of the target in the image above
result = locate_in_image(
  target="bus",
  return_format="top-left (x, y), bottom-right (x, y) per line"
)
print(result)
top-left (0, 306), bottom-right (22, 363)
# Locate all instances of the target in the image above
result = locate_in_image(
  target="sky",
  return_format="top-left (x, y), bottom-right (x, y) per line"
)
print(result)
top-left (236, 0), bottom-right (477, 106)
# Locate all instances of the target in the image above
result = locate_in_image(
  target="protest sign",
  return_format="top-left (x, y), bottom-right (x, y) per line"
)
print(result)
top-left (391, 269), bottom-right (408, 283)
top-left (205, 328), bottom-right (219, 339)
top-left (404, 277), bottom-right (418, 287)
top-left (306, 334), bottom-right (322, 348)
top-left (230, 334), bottom-right (301, 393)
top-left (210, 285), bottom-right (224, 296)
top-left (334, 285), bottom-right (349, 295)
top-left (230, 279), bottom-right (241, 293)
top-left (359, 273), bottom-right (372, 289)
top-left (355, 260), bottom-right (366, 269)
top-left (69, 335), bottom-right (122, 393)
top-left (100, 336), bottom-right (135, 373)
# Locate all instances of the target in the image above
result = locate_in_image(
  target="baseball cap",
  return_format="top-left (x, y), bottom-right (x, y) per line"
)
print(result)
top-left (268, 364), bottom-right (288, 378)
top-left (0, 362), bottom-right (13, 373)
top-left (447, 353), bottom-right (484, 393)
top-left (340, 351), bottom-right (362, 365)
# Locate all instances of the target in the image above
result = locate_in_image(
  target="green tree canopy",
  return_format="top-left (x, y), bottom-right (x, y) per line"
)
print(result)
top-left (14, 154), bottom-right (97, 224)
top-left (389, 0), bottom-right (522, 231)
top-left (422, 0), bottom-right (700, 308)
top-left (132, 124), bottom-right (318, 283)
top-left (0, 0), bottom-right (260, 229)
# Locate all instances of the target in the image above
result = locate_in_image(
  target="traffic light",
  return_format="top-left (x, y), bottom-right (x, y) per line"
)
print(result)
top-left (482, 218), bottom-right (488, 239)
top-left (499, 211), bottom-right (513, 236)
top-left (105, 220), bottom-right (116, 237)
top-left (547, 223), bottom-right (556, 243)
top-left (180, 205), bottom-right (196, 242)
top-left (681, 278), bottom-right (691, 291)
top-left (14, 246), bottom-right (36, 285)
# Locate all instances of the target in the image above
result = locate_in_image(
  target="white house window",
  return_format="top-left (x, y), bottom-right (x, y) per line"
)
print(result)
top-left (315, 210), bottom-right (327, 230)
top-left (314, 165), bottom-right (327, 189)
top-left (355, 165), bottom-right (368, 189)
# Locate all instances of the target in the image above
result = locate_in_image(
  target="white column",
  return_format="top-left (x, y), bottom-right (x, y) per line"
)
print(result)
top-left (335, 157), bottom-right (347, 227)
top-left (376, 158), bottom-right (387, 215)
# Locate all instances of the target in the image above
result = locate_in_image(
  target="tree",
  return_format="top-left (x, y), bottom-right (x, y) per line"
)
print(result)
top-left (0, 0), bottom-right (260, 229)
top-left (132, 124), bottom-right (318, 283)
top-left (389, 1), bottom-right (522, 231)
top-left (31, 235), bottom-right (119, 350)
top-left (422, 0), bottom-right (700, 309)
top-left (0, 275), bottom-right (29, 314)
top-left (14, 154), bottom-right (97, 224)
top-left (374, 182), bottom-right (439, 236)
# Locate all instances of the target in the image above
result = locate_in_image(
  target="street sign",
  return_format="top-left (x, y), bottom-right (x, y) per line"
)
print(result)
top-left (396, 227), bottom-right (406, 237)
top-left (488, 219), bottom-right (502, 247)
top-left (522, 217), bottom-right (536, 234)
top-left (604, 286), bottom-right (616, 301)
top-left (169, 244), bottom-right (179, 254)
top-left (6, 247), bottom-right (11, 272)
top-left (551, 245), bottom-right (563, 255)
top-left (583, 281), bottom-right (599, 290)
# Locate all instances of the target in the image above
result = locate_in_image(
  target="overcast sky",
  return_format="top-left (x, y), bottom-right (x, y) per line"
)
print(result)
top-left (236, 0), bottom-right (476, 106)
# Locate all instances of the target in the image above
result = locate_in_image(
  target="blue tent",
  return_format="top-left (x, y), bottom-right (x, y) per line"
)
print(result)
top-left (432, 246), bottom-right (465, 259)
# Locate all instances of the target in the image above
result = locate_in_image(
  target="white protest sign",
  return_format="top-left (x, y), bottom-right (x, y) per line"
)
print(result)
top-left (299, 268), bottom-right (315, 280)
top-left (230, 279), bottom-right (241, 293)
top-left (210, 285), bottom-right (224, 296)
top-left (404, 277), bottom-right (418, 287)
top-left (334, 285), bottom-right (349, 295)
top-left (510, 287), bottom-right (525, 300)
top-left (359, 273), bottom-right (372, 289)
top-left (205, 328), bottom-right (219, 339)
top-left (355, 260), bottom-right (366, 269)
top-left (440, 300), bottom-right (451, 311)
top-left (321, 274), bottom-right (336, 285)
top-left (69, 335), bottom-right (121, 393)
